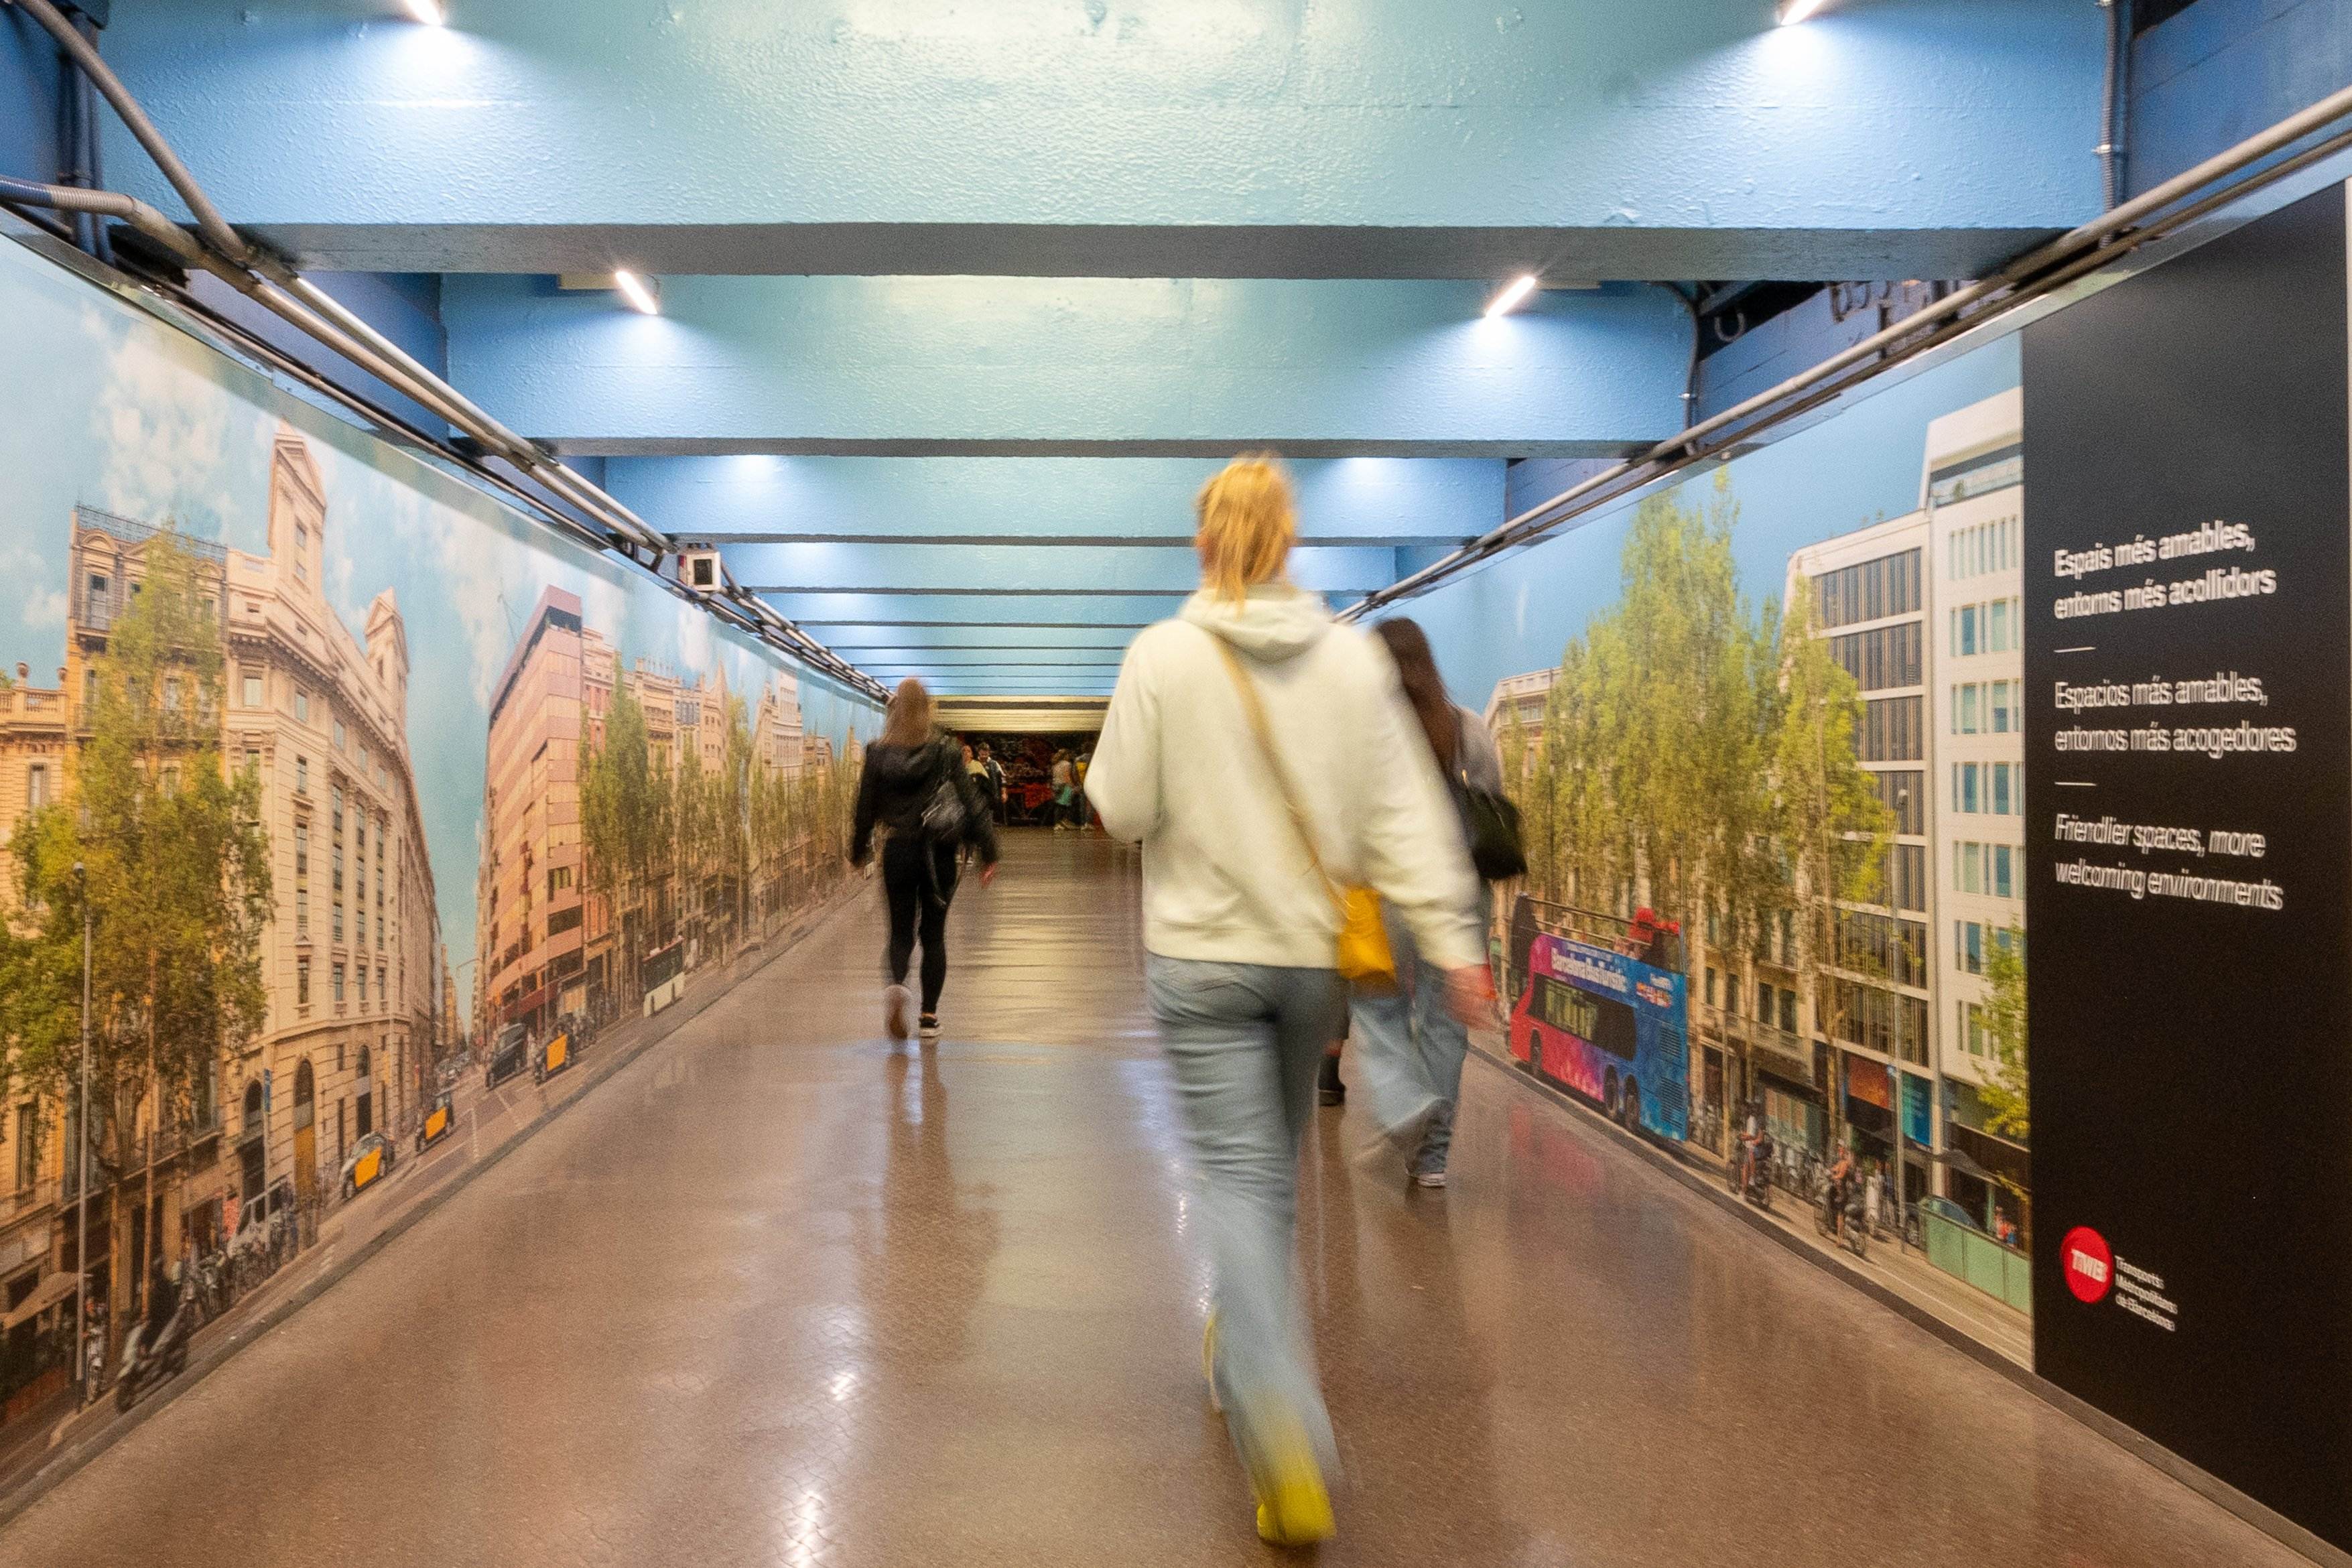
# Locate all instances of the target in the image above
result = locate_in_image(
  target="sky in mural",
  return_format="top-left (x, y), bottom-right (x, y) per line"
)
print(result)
top-left (1409, 335), bottom-right (2023, 710)
top-left (0, 241), bottom-right (876, 1012)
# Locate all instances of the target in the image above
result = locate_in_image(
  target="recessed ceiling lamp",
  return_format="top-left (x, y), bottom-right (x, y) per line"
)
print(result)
top-left (614, 269), bottom-right (661, 315)
top-left (402, 0), bottom-right (447, 23)
top-left (1778, 0), bottom-right (1833, 23)
top-left (1484, 274), bottom-right (1540, 318)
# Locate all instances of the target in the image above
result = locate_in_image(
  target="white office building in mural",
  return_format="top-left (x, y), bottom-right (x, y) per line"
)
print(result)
top-left (1921, 388), bottom-right (2029, 1230)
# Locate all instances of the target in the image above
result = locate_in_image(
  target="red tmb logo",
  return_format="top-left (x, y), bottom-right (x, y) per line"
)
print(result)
top-left (2061, 1226), bottom-right (2113, 1303)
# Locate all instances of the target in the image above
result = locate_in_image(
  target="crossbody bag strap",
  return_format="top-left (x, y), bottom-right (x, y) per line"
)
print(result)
top-left (1210, 635), bottom-right (1346, 913)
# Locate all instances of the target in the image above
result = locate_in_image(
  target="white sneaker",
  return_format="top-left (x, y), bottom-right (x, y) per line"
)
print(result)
top-left (919, 1015), bottom-right (942, 1042)
top-left (1355, 1101), bottom-right (1435, 1172)
top-left (883, 984), bottom-right (914, 1041)
top-left (1413, 1168), bottom-right (1449, 1189)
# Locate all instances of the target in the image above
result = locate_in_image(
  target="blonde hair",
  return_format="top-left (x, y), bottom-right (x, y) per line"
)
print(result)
top-left (882, 677), bottom-right (933, 746)
top-left (1195, 453), bottom-right (1296, 602)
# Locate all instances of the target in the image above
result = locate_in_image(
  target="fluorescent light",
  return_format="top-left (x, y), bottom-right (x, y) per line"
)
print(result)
top-left (1779, 0), bottom-right (1830, 22)
top-left (402, 0), bottom-right (447, 23)
top-left (1484, 274), bottom-right (1540, 318)
top-left (613, 269), bottom-right (661, 315)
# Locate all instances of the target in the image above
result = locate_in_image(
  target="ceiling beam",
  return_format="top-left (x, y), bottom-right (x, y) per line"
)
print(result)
top-left (99, 1), bottom-right (2099, 281)
top-left (445, 277), bottom-right (1689, 458)
top-left (606, 455), bottom-right (1500, 547)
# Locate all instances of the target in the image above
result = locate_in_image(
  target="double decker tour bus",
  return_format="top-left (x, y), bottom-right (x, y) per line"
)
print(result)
top-left (1505, 897), bottom-right (1690, 1144)
top-left (641, 938), bottom-right (688, 1017)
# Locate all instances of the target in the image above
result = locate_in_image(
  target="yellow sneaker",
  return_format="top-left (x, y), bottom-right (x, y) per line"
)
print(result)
top-left (1254, 1467), bottom-right (1335, 1547)
top-left (1203, 1312), bottom-right (1222, 1413)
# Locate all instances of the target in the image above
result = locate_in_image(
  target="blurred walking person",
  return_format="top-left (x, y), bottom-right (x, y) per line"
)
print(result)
top-left (850, 679), bottom-right (999, 1042)
top-left (1087, 454), bottom-right (1486, 1547)
top-left (1350, 617), bottom-right (1504, 1187)
top-left (1049, 749), bottom-right (1077, 830)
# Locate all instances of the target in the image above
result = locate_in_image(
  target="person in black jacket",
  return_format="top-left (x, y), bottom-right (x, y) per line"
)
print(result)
top-left (850, 679), bottom-right (1000, 1041)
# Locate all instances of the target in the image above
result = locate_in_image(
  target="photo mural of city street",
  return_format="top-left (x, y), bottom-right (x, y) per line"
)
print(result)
top-left (1476, 383), bottom-right (2033, 1347)
top-left (0, 238), bottom-right (878, 1491)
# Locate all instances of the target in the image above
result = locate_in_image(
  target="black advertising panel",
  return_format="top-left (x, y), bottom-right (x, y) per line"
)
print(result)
top-left (2024, 184), bottom-right (2352, 1543)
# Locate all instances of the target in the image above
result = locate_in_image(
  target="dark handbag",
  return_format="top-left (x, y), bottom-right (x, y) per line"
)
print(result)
top-left (1453, 713), bottom-right (1526, 880)
top-left (1461, 784), bottom-right (1526, 881)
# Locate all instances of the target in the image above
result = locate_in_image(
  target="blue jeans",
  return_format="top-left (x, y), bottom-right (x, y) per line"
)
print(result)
top-left (1348, 913), bottom-right (1472, 1175)
top-left (1145, 954), bottom-right (1344, 1490)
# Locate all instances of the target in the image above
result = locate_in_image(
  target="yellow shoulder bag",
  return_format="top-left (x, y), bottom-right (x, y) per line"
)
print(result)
top-left (1212, 638), bottom-right (1397, 992)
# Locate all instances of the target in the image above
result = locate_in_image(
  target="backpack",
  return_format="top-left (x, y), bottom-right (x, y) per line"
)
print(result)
top-left (918, 742), bottom-right (971, 842)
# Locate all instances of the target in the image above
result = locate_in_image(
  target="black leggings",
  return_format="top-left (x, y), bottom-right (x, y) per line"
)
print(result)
top-left (883, 836), bottom-right (960, 1013)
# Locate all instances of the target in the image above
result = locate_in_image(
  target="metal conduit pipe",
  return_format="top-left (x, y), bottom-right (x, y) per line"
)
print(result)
top-left (1350, 80), bottom-right (2352, 618)
top-left (1, 179), bottom-right (884, 696)
top-left (0, 0), bottom-right (883, 694)
top-left (5, 0), bottom-right (246, 263)
top-left (263, 267), bottom-right (669, 553)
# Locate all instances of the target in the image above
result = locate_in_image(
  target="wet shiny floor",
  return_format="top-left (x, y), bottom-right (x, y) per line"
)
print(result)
top-left (3, 834), bottom-right (2305, 1567)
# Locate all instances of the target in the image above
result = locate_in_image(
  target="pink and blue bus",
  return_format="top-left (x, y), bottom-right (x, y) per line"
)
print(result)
top-left (1506, 900), bottom-right (1690, 1143)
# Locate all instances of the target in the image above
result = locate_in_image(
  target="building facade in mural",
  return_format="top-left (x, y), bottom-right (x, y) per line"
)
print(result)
top-left (199, 431), bottom-right (444, 1221)
top-left (0, 426), bottom-right (446, 1417)
top-left (1490, 389), bottom-right (2030, 1252)
top-left (482, 590), bottom-right (859, 1041)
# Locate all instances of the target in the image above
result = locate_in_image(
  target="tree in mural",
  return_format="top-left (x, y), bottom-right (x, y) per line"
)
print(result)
top-left (578, 678), bottom-right (659, 1000)
top-left (1979, 921), bottom-right (2029, 1126)
top-left (6, 531), bottom-right (270, 1329)
top-left (1494, 473), bottom-right (1892, 1151)
top-left (1770, 586), bottom-right (1894, 1073)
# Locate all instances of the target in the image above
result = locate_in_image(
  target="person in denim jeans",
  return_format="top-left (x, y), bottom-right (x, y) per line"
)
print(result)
top-left (1350, 618), bottom-right (1504, 1188)
top-left (1088, 456), bottom-right (1486, 1547)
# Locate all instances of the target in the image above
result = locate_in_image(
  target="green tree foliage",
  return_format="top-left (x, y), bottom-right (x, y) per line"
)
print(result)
top-left (1500, 476), bottom-right (1892, 1144)
top-left (1772, 588), bottom-right (1894, 1047)
top-left (5, 531), bottom-right (269, 1299)
top-left (580, 675), bottom-right (864, 990)
top-left (1980, 924), bottom-right (2028, 1140)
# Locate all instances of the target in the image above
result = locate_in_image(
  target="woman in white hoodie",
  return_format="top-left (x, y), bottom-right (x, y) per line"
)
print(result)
top-left (1086, 454), bottom-right (1488, 1547)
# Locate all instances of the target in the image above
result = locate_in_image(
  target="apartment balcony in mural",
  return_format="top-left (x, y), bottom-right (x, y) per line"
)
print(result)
top-left (1699, 1003), bottom-right (1821, 1090)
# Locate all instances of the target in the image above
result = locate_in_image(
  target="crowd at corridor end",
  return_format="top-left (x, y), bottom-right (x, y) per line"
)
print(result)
top-left (1084, 452), bottom-right (1490, 1547)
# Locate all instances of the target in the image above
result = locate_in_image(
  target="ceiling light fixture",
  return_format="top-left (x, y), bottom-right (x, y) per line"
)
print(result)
top-left (613, 269), bottom-right (661, 315)
top-left (402, 0), bottom-right (448, 23)
top-left (1484, 274), bottom-right (1540, 318)
top-left (1778, 0), bottom-right (1831, 23)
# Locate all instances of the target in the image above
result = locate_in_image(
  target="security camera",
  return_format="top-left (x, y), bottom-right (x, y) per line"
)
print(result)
top-left (678, 547), bottom-right (725, 595)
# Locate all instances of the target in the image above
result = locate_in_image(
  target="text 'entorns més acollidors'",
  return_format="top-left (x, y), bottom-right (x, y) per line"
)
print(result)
top-left (2052, 520), bottom-right (2274, 619)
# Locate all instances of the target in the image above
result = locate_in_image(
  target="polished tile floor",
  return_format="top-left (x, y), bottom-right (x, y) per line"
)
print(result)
top-left (2, 834), bottom-right (2307, 1566)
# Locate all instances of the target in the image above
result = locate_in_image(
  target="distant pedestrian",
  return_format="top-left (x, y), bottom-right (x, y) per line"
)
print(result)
top-left (850, 679), bottom-right (1000, 1042)
top-left (1087, 452), bottom-right (1487, 1547)
top-left (976, 742), bottom-right (1007, 824)
top-left (1050, 750), bottom-right (1077, 830)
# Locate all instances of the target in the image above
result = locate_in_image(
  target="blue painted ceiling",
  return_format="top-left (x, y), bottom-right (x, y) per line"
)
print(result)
top-left (6, 0), bottom-right (2115, 700)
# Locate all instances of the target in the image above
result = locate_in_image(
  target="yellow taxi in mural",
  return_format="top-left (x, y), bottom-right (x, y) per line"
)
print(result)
top-left (415, 1088), bottom-right (456, 1154)
top-left (534, 1013), bottom-right (586, 1086)
top-left (338, 1131), bottom-right (395, 1201)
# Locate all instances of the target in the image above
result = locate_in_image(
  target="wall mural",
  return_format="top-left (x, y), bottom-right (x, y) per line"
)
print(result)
top-left (0, 238), bottom-right (878, 1475)
top-left (1468, 377), bottom-right (2032, 1318)
top-left (1448, 180), bottom-right (2352, 1555)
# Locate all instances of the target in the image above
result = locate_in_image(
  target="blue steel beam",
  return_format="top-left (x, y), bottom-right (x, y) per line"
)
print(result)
top-left (608, 455), bottom-right (1500, 546)
top-left (723, 542), bottom-right (1394, 595)
top-left (446, 277), bottom-right (1687, 458)
top-left (763, 593), bottom-right (1193, 630)
top-left (94, 0), bottom-right (2101, 280)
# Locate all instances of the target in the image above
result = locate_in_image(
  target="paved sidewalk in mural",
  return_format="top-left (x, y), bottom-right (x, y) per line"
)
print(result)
top-left (0, 879), bottom-right (870, 1506)
top-left (1469, 1033), bottom-right (2034, 1368)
